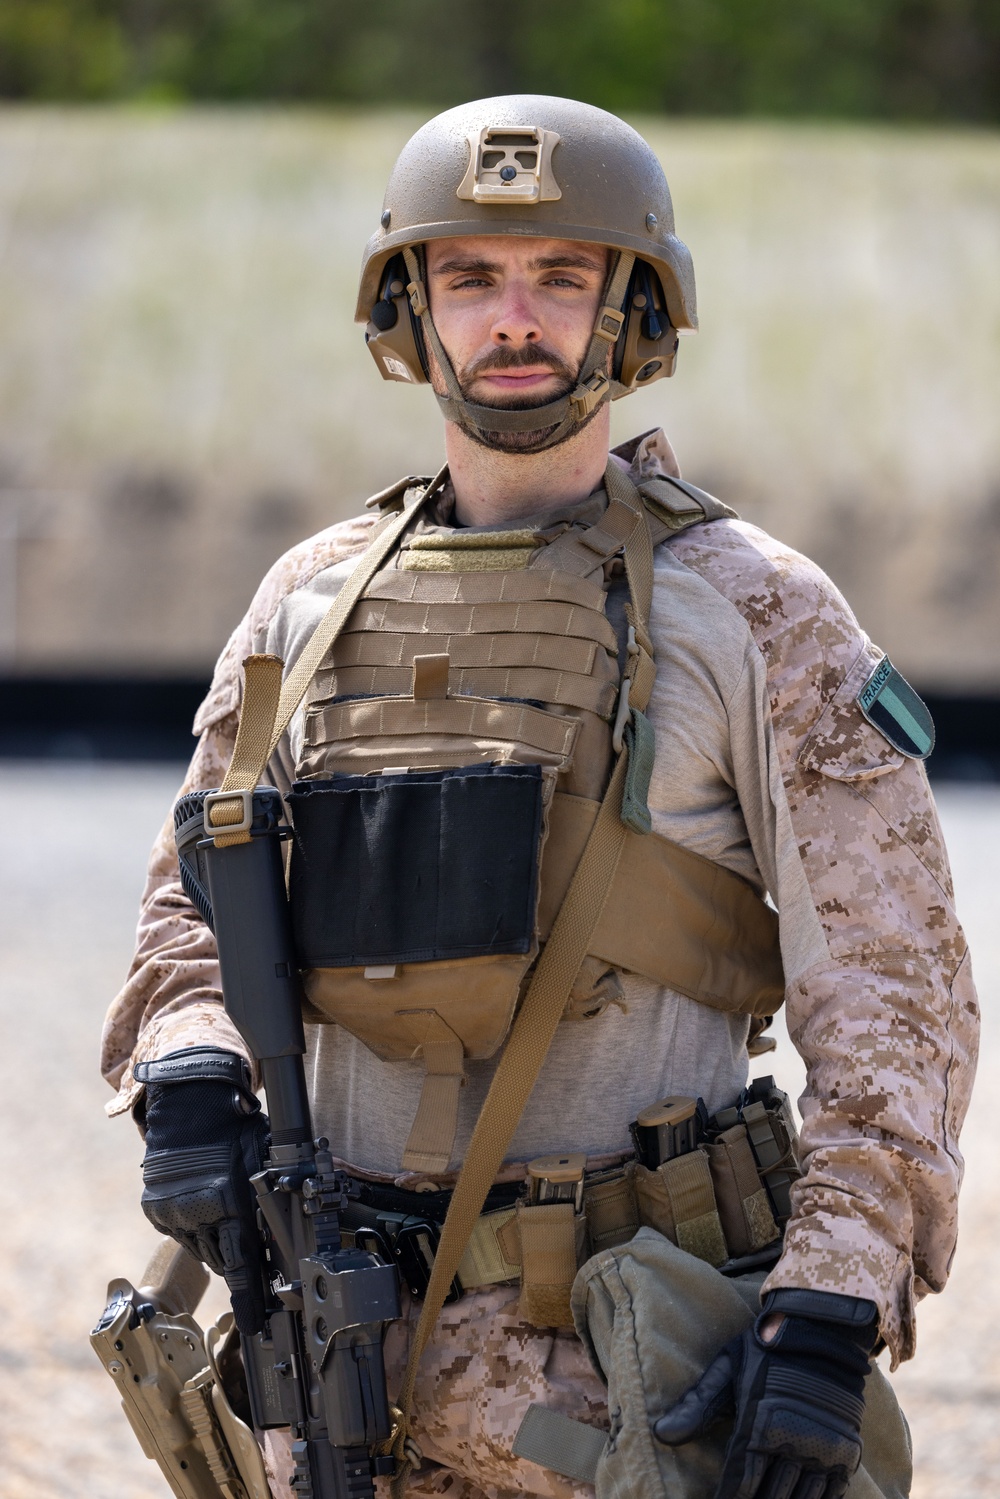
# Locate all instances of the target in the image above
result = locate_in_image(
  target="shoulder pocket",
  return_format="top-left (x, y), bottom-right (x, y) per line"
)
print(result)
top-left (798, 645), bottom-right (904, 782)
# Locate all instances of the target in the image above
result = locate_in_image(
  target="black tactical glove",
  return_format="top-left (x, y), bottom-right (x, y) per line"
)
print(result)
top-left (653, 1289), bottom-right (879, 1499)
top-left (134, 1047), bottom-right (269, 1335)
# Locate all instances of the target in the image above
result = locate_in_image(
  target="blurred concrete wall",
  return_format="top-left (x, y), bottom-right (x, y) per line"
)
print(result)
top-left (1, 108), bottom-right (999, 688)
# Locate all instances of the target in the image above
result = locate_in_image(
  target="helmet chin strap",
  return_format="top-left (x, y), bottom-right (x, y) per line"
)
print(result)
top-left (402, 245), bottom-right (635, 454)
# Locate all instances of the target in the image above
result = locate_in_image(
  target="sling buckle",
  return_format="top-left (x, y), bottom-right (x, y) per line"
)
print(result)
top-left (203, 788), bottom-right (254, 838)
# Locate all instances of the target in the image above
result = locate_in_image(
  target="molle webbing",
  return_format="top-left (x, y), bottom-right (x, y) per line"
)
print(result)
top-left (319, 629), bottom-right (600, 676)
top-left (303, 567), bottom-right (620, 752)
top-left (314, 665), bottom-right (614, 718)
top-left (325, 595), bottom-right (615, 648)
top-left (352, 566), bottom-right (615, 611)
top-left (303, 697), bottom-right (581, 767)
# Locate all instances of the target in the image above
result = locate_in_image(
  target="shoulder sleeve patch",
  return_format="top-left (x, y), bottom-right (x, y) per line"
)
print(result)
top-left (857, 657), bottom-right (935, 759)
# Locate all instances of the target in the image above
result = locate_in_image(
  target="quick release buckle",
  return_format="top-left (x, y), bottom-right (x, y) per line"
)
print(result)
top-left (203, 788), bottom-right (254, 839)
top-left (352, 1212), bottom-right (462, 1304)
top-left (406, 278), bottom-right (428, 317)
top-left (568, 370), bottom-right (611, 421)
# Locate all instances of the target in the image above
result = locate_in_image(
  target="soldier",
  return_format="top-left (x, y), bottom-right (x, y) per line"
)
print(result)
top-left (102, 96), bottom-right (978, 1499)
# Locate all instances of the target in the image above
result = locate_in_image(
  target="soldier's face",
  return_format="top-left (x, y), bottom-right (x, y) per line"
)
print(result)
top-left (425, 235), bottom-right (610, 417)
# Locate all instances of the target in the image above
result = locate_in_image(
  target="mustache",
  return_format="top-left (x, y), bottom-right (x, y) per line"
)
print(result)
top-left (460, 343), bottom-right (577, 385)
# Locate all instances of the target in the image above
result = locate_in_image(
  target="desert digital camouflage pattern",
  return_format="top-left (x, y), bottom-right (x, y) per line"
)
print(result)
top-left (260, 1285), bottom-right (608, 1499)
top-left (103, 429), bottom-right (977, 1408)
top-left (666, 517), bottom-right (978, 1363)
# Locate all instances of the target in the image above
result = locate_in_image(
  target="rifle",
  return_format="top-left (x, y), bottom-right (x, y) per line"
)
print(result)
top-left (173, 786), bottom-right (401, 1499)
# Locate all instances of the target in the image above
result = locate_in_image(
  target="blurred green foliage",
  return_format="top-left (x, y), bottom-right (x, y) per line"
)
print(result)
top-left (1, 0), bottom-right (998, 121)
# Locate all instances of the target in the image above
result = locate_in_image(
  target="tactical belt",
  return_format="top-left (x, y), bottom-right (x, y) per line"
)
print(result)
top-left (339, 1165), bottom-right (781, 1306)
top-left (338, 1076), bottom-right (797, 1310)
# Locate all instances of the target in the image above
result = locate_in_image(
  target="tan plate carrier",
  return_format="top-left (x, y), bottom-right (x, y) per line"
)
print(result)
top-left (204, 460), bottom-right (785, 1493)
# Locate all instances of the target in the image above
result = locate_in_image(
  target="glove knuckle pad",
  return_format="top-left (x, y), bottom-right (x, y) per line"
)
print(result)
top-left (144, 1185), bottom-right (230, 1233)
top-left (756, 1402), bottom-right (860, 1472)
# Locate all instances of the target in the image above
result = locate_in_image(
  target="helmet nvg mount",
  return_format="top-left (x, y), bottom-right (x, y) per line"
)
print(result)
top-left (357, 95), bottom-right (697, 453)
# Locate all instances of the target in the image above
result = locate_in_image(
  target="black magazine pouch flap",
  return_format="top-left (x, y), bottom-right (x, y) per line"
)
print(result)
top-left (287, 763), bottom-right (545, 967)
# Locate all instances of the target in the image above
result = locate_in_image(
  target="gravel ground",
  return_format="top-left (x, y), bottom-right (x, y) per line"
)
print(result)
top-left (0, 763), bottom-right (996, 1498)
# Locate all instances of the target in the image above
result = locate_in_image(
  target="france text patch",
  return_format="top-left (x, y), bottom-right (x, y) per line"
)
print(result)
top-left (857, 657), bottom-right (935, 759)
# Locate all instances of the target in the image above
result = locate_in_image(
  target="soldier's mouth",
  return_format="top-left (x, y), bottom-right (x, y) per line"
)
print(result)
top-left (466, 368), bottom-right (575, 409)
top-left (481, 369), bottom-right (559, 387)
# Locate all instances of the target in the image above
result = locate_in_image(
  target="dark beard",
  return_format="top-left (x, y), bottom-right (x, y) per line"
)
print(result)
top-left (456, 345), bottom-right (583, 455)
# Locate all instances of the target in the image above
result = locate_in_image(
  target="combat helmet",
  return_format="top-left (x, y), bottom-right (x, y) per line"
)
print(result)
top-left (356, 95), bottom-right (697, 452)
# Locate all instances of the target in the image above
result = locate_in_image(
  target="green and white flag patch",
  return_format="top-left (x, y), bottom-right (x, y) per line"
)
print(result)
top-left (857, 657), bottom-right (935, 759)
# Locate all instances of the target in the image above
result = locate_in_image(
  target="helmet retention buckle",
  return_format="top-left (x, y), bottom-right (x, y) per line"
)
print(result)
top-left (569, 370), bottom-right (612, 422)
